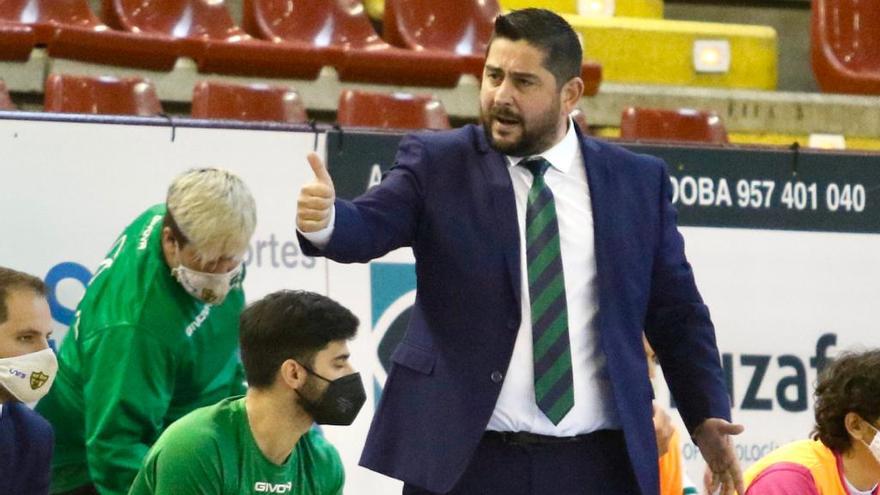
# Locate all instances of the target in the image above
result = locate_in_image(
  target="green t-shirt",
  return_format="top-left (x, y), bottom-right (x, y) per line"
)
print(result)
top-left (129, 397), bottom-right (344, 495)
top-left (36, 205), bottom-right (248, 494)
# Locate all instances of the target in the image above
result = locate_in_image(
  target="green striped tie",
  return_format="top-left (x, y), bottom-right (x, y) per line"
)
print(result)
top-left (523, 156), bottom-right (574, 425)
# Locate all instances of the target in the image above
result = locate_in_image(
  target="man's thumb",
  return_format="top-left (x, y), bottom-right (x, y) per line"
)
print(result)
top-left (307, 152), bottom-right (332, 186)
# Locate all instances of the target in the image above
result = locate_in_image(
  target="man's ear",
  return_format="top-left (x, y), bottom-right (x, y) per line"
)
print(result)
top-left (844, 412), bottom-right (873, 444)
top-left (561, 77), bottom-right (585, 114)
top-left (280, 359), bottom-right (309, 390)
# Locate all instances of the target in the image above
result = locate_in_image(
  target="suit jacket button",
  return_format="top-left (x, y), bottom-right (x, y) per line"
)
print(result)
top-left (507, 319), bottom-right (517, 329)
top-left (490, 371), bottom-right (504, 383)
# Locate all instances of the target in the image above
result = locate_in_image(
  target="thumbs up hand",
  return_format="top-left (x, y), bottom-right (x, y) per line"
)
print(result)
top-left (297, 152), bottom-right (336, 233)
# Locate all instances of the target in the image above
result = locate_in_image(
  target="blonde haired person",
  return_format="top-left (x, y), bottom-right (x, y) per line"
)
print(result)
top-left (37, 168), bottom-right (257, 495)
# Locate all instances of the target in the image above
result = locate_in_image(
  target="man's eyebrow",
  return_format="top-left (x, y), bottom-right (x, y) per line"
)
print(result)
top-left (14, 328), bottom-right (50, 338)
top-left (509, 71), bottom-right (540, 81)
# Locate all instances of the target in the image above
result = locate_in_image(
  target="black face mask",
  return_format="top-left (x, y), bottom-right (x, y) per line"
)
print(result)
top-left (297, 367), bottom-right (366, 426)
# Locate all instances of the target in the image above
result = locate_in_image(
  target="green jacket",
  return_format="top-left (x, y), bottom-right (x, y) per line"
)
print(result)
top-left (37, 204), bottom-right (247, 494)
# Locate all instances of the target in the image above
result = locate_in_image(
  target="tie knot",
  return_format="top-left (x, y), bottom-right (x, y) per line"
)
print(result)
top-left (522, 157), bottom-right (551, 178)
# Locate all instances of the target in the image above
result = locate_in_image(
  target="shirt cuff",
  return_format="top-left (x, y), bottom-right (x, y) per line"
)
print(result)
top-left (297, 205), bottom-right (335, 250)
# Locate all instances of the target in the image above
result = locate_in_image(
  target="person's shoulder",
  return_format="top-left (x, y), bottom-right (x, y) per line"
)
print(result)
top-left (77, 204), bottom-right (177, 335)
top-left (584, 136), bottom-right (667, 171)
top-left (154, 398), bottom-right (239, 452)
top-left (7, 402), bottom-right (53, 440)
top-left (746, 461), bottom-right (819, 495)
top-left (401, 125), bottom-right (482, 153)
top-left (298, 428), bottom-right (343, 473)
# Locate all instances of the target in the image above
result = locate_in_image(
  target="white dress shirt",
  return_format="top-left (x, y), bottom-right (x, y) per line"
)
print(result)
top-left (487, 121), bottom-right (619, 435)
top-left (299, 121), bottom-right (620, 435)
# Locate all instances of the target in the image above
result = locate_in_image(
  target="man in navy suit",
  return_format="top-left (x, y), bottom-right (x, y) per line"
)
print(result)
top-left (0, 266), bottom-right (57, 495)
top-left (297, 8), bottom-right (743, 495)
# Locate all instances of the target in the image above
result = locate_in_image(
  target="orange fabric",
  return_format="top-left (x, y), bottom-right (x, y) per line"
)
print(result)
top-left (659, 428), bottom-right (684, 495)
top-left (744, 439), bottom-right (846, 495)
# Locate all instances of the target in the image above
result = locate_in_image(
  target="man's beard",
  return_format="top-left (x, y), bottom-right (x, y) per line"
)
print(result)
top-left (481, 99), bottom-right (561, 156)
top-left (295, 374), bottom-right (325, 419)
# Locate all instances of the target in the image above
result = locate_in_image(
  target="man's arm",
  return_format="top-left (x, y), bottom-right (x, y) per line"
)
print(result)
top-left (643, 160), bottom-right (743, 494)
top-left (644, 159), bottom-right (729, 429)
top-left (81, 326), bottom-right (176, 494)
top-left (297, 136), bottom-right (429, 262)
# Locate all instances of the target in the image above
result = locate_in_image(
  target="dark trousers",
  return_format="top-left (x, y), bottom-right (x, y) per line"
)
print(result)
top-left (403, 430), bottom-right (640, 495)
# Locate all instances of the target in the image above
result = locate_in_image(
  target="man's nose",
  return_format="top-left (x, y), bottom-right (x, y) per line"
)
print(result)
top-left (493, 78), bottom-right (515, 106)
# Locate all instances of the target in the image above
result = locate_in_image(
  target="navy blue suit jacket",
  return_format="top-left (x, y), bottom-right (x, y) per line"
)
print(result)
top-left (300, 124), bottom-right (730, 494)
top-left (0, 401), bottom-right (54, 495)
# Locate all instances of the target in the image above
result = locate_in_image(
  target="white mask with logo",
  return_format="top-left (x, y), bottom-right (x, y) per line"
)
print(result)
top-left (0, 348), bottom-right (57, 403)
top-left (171, 242), bottom-right (242, 305)
top-left (172, 262), bottom-right (242, 305)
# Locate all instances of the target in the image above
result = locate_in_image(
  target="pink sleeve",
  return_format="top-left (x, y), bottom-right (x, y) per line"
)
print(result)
top-left (746, 463), bottom-right (821, 495)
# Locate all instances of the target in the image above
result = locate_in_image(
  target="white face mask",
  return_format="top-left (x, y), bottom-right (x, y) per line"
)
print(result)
top-left (172, 262), bottom-right (242, 305)
top-left (861, 421), bottom-right (880, 463)
top-left (0, 348), bottom-right (58, 403)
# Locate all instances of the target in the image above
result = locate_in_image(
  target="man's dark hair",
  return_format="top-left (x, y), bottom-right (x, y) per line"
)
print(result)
top-left (811, 350), bottom-right (880, 452)
top-left (240, 290), bottom-right (359, 388)
top-left (0, 266), bottom-right (47, 324)
top-left (490, 8), bottom-right (583, 87)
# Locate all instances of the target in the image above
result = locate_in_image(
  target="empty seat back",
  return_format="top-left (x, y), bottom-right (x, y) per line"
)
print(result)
top-left (242, 0), bottom-right (382, 49)
top-left (191, 81), bottom-right (308, 123)
top-left (103, 0), bottom-right (245, 39)
top-left (811, 0), bottom-right (880, 94)
top-left (620, 107), bottom-right (727, 144)
top-left (0, 0), bottom-right (101, 28)
top-left (383, 0), bottom-right (498, 55)
top-left (337, 90), bottom-right (450, 130)
top-left (44, 74), bottom-right (163, 116)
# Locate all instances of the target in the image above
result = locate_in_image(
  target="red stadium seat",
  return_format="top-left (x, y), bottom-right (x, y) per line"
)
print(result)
top-left (811, 0), bottom-right (880, 95)
top-left (0, 23), bottom-right (35, 61)
top-left (0, 0), bottom-right (180, 70)
top-left (43, 73), bottom-right (163, 116)
top-left (242, 0), bottom-right (466, 86)
top-left (0, 80), bottom-right (16, 110)
top-left (103, 0), bottom-right (327, 78)
top-left (382, 0), bottom-right (603, 95)
top-left (191, 81), bottom-right (308, 123)
top-left (337, 90), bottom-right (451, 130)
top-left (620, 107), bottom-right (728, 144)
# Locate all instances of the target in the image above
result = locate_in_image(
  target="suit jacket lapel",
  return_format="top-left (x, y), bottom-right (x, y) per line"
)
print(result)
top-left (579, 132), bottom-right (612, 330)
top-left (475, 126), bottom-right (522, 320)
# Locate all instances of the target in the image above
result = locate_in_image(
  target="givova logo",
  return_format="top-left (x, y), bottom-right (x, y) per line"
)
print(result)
top-left (370, 262), bottom-right (416, 404)
top-left (254, 481), bottom-right (292, 493)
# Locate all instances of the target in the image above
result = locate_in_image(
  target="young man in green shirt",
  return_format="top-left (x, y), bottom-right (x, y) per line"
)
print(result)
top-left (36, 168), bottom-right (258, 495)
top-left (129, 289), bottom-right (366, 495)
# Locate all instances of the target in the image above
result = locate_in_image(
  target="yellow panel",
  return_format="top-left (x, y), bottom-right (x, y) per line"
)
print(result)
top-left (365, 0), bottom-right (384, 21)
top-left (615, 0), bottom-right (663, 18)
top-left (499, 0), bottom-right (579, 13)
top-left (564, 15), bottom-right (777, 89)
top-left (499, 0), bottom-right (663, 18)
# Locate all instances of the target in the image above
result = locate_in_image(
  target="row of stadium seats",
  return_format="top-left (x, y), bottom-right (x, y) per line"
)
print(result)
top-left (0, 0), bottom-right (778, 92)
top-left (0, 75), bottom-right (729, 144)
top-left (0, 0), bottom-right (602, 92)
top-left (0, 1), bottom-right (875, 94)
